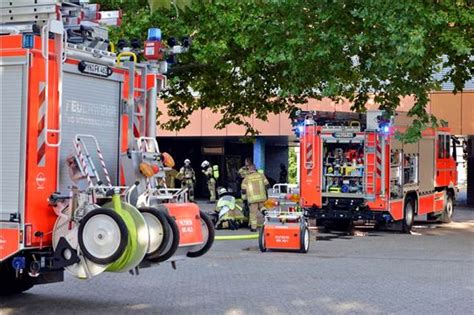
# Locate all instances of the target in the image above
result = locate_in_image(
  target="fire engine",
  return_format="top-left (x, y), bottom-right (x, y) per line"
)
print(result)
top-left (295, 110), bottom-right (457, 231)
top-left (0, 0), bottom-right (213, 295)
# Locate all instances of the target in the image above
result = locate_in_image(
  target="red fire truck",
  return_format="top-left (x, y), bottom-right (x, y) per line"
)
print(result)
top-left (296, 110), bottom-right (457, 232)
top-left (0, 1), bottom-right (213, 295)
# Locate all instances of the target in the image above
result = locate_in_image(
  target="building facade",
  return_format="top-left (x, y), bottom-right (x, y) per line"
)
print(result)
top-left (157, 91), bottom-right (474, 203)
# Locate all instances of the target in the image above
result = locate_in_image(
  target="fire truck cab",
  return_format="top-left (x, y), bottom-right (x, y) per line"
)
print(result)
top-left (296, 110), bottom-right (457, 232)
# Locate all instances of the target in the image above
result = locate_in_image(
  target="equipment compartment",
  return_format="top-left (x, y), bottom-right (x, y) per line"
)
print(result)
top-left (322, 142), bottom-right (365, 196)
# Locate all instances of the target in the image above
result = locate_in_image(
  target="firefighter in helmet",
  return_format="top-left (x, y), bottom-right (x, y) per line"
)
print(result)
top-left (237, 157), bottom-right (253, 198)
top-left (179, 159), bottom-right (196, 201)
top-left (241, 164), bottom-right (269, 232)
top-left (201, 160), bottom-right (219, 203)
top-left (238, 157), bottom-right (253, 179)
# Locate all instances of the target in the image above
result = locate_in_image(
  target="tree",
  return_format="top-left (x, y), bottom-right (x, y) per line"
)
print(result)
top-left (98, 0), bottom-right (473, 141)
top-left (288, 147), bottom-right (297, 184)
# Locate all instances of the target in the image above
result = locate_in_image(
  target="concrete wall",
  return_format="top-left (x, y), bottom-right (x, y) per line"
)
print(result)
top-left (157, 91), bottom-right (474, 137)
top-left (430, 91), bottom-right (474, 135)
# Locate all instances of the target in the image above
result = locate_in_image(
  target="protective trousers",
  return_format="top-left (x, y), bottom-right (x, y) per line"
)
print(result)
top-left (248, 202), bottom-right (264, 230)
top-left (182, 179), bottom-right (195, 201)
top-left (208, 178), bottom-right (216, 202)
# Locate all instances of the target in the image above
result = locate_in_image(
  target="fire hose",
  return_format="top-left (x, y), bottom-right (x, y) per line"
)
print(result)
top-left (214, 234), bottom-right (259, 241)
top-left (105, 194), bottom-right (147, 272)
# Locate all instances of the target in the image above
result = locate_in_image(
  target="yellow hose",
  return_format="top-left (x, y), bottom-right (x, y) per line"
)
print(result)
top-left (109, 42), bottom-right (116, 53)
top-left (215, 234), bottom-right (259, 241)
top-left (116, 51), bottom-right (137, 65)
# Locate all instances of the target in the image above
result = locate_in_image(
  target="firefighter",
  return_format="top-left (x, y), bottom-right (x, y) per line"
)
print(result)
top-left (179, 159), bottom-right (196, 201)
top-left (165, 167), bottom-right (179, 188)
top-left (241, 165), bottom-right (269, 232)
top-left (237, 157), bottom-right (253, 199)
top-left (238, 157), bottom-right (253, 179)
top-left (201, 160), bottom-right (219, 203)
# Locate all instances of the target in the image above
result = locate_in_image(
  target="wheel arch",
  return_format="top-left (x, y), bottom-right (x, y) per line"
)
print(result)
top-left (446, 186), bottom-right (456, 200)
top-left (404, 191), bottom-right (419, 214)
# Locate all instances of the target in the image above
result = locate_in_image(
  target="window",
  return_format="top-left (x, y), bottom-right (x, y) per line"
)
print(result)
top-left (403, 154), bottom-right (419, 185)
top-left (438, 135), bottom-right (444, 158)
top-left (445, 135), bottom-right (450, 158)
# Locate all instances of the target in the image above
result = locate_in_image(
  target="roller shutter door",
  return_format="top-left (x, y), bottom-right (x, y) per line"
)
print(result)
top-left (59, 72), bottom-right (121, 193)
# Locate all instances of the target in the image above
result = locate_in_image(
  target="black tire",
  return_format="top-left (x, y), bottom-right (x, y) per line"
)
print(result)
top-left (147, 206), bottom-right (180, 263)
top-left (300, 225), bottom-right (310, 254)
top-left (187, 211), bottom-right (215, 258)
top-left (0, 261), bottom-right (34, 296)
top-left (78, 208), bottom-right (128, 265)
top-left (402, 198), bottom-right (415, 233)
top-left (440, 194), bottom-right (454, 223)
top-left (258, 227), bottom-right (267, 252)
top-left (138, 207), bottom-right (171, 260)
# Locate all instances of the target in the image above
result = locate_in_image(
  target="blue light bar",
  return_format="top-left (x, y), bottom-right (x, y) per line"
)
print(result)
top-left (379, 123), bottom-right (390, 134)
top-left (298, 125), bottom-right (304, 135)
top-left (147, 28), bottom-right (162, 41)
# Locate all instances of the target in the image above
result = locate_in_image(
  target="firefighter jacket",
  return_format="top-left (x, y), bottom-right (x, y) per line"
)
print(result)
top-left (238, 165), bottom-right (252, 178)
top-left (241, 172), bottom-right (269, 204)
top-left (179, 166), bottom-right (196, 182)
top-left (165, 168), bottom-right (179, 188)
top-left (203, 165), bottom-right (219, 180)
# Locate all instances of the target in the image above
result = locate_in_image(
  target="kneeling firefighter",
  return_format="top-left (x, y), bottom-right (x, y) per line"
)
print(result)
top-left (214, 188), bottom-right (246, 229)
top-left (201, 161), bottom-right (219, 203)
top-left (241, 165), bottom-right (269, 232)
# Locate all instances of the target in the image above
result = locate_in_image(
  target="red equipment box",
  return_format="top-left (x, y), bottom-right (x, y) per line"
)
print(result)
top-left (164, 203), bottom-right (204, 246)
top-left (262, 222), bottom-right (302, 251)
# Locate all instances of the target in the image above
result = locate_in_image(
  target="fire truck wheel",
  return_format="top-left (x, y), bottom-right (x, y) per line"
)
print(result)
top-left (147, 207), bottom-right (180, 263)
top-left (440, 194), bottom-right (454, 223)
top-left (78, 208), bottom-right (128, 265)
top-left (300, 225), bottom-right (310, 253)
top-left (402, 198), bottom-right (415, 233)
top-left (0, 261), bottom-right (34, 296)
top-left (258, 227), bottom-right (267, 252)
top-left (138, 207), bottom-right (171, 259)
top-left (187, 211), bottom-right (215, 258)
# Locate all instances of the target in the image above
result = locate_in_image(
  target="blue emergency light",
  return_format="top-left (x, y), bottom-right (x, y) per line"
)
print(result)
top-left (379, 122), bottom-right (391, 135)
top-left (147, 28), bottom-right (162, 41)
top-left (298, 125), bottom-right (304, 135)
top-left (292, 123), bottom-right (305, 138)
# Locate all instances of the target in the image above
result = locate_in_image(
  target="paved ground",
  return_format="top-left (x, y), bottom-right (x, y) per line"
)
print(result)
top-left (2, 205), bottom-right (473, 315)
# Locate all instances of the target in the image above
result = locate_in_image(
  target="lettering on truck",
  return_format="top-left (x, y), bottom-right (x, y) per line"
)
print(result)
top-left (65, 101), bottom-right (116, 128)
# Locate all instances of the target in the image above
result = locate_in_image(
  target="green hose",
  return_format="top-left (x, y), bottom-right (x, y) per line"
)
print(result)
top-left (104, 194), bottom-right (148, 272)
top-left (214, 234), bottom-right (259, 241)
top-left (105, 194), bottom-right (139, 272)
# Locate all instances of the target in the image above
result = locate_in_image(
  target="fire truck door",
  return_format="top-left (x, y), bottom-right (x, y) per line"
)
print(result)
top-left (0, 57), bottom-right (27, 261)
top-left (0, 57), bottom-right (28, 223)
top-left (300, 125), bottom-right (322, 207)
top-left (58, 68), bottom-right (122, 193)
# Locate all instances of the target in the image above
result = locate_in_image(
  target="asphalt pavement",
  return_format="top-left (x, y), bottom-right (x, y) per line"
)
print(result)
top-left (1, 205), bottom-right (473, 315)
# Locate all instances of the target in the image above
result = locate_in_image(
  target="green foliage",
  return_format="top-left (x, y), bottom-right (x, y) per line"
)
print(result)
top-left (288, 147), bottom-right (297, 185)
top-left (148, 0), bottom-right (192, 11)
top-left (98, 0), bottom-right (473, 142)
